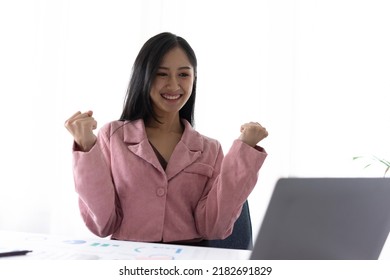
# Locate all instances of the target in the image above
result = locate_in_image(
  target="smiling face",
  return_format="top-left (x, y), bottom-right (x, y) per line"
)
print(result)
top-left (149, 47), bottom-right (195, 120)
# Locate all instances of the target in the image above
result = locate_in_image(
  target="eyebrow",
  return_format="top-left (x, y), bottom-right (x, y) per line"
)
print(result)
top-left (158, 66), bottom-right (192, 70)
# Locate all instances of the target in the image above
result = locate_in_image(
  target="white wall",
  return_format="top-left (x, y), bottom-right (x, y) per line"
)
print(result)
top-left (0, 0), bottom-right (389, 240)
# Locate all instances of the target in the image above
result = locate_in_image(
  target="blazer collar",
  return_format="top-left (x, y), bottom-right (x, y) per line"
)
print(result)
top-left (123, 119), bottom-right (204, 179)
top-left (122, 119), bottom-right (147, 144)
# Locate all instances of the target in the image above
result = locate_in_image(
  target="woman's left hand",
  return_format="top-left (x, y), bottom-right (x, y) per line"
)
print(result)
top-left (239, 122), bottom-right (268, 147)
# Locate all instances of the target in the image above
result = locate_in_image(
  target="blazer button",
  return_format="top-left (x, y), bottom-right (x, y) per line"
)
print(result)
top-left (156, 188), bottom-right (166, 197)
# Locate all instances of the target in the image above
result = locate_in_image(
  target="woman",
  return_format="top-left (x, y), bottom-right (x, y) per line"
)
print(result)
top-left (64, 32), bottom-right (268, 244)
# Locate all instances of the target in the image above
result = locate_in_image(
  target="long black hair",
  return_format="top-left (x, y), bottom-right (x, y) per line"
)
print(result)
top-left (119, 32), bottom-right (197, 126)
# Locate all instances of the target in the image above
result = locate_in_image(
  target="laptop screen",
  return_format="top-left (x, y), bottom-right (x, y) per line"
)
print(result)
top-left (250, 178), bottom-right (390, 260)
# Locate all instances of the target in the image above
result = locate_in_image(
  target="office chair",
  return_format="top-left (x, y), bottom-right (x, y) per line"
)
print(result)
top-left (204, 200), bottom-right (253, 250)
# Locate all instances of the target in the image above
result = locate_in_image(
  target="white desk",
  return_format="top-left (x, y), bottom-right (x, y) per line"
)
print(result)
top-left (2, 230), bottom-right (389, 260)
top-left (0, 230), bottom-right (251, 260)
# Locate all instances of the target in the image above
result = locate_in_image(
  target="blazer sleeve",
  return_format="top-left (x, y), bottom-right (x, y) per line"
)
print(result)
top-left (72, 124), bottom-right (122, 237)
top-left (194, 139), bottom-right (267, 240)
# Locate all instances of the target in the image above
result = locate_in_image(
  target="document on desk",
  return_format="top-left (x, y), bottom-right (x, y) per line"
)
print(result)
top-left (0, 231), bottom-right (250, 260)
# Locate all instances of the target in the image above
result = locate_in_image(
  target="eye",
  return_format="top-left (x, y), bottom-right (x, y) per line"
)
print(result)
top-left (179, 73), bottom-right (190, 78)
top-left (156, 72), bottom-right (168, 77)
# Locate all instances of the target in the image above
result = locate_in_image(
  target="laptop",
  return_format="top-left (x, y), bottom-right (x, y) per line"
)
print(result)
top-left (250, 178), bottom-right (390, 260)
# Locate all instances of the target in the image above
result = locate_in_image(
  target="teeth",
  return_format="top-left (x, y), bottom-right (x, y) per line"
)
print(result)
top-left (162, 94), bottom-right (180, 100)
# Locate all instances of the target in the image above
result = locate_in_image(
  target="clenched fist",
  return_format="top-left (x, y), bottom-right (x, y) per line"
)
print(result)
top-left (239, 122), bottom-right (268, 147)
top-left (64, 110), bottom-right (97, 152)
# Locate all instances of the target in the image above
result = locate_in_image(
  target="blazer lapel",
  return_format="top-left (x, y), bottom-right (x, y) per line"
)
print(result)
top-left (165, 120), bottom-right (204, 181)
top-left (123, 120), bottom-right (165, 174)
top-left (122, 119), bottom-right (204, 178)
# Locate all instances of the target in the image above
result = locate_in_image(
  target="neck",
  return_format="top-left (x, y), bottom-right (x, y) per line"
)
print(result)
top-left (146, 114), bottom-right (183, 133)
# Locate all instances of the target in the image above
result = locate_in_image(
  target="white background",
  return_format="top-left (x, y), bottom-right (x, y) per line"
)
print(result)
top-left (0, 0), bottom-right (389, 240)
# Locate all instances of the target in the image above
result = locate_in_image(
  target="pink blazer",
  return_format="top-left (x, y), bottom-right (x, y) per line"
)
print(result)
top-left (72, 119), bottom-right (267, 243)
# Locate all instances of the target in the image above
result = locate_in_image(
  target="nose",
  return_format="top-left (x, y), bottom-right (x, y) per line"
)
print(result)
top-left (166, 75), bottom-right (180, 91)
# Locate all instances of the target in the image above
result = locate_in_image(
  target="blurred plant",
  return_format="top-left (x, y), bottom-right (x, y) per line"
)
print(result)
top-left (353, 156), bottom-right (390, 177)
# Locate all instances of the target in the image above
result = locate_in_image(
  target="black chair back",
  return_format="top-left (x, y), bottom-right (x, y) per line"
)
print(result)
top-left (205, 200), bottom-right (253, 250)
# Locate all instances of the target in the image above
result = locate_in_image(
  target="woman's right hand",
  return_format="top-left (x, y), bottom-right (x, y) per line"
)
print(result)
top-left (64, 110), bottom-right (97, 152)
